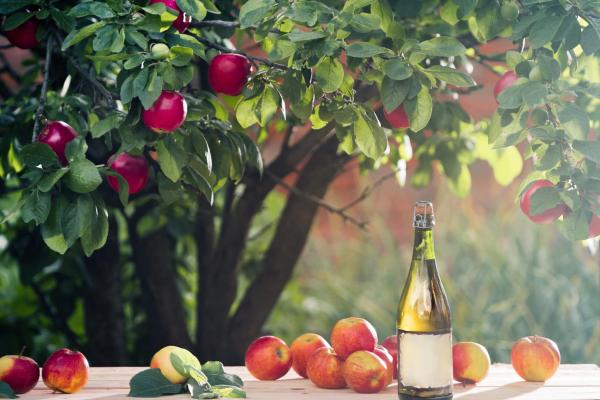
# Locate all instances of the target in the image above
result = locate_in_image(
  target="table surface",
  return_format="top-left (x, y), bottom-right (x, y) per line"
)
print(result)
top-left (21, 364), bottom-right (600, 400)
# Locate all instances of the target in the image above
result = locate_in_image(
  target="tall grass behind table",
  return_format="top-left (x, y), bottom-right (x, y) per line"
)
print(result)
top-left (20, 364), bottom-right (600, 399)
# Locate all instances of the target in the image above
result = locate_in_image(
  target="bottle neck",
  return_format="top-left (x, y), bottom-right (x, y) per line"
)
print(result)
top-left (411, 227), bottom-right (435, 261)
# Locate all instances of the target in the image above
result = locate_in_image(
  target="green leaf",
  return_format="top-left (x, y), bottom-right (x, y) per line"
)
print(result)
top-left (239, 0), bottom-right (276, 28)
top-left (103, 169), bottom-right (129, 207)
top-left (20, 143), bottom-right (60, 168)
top-left (497, 84), bottom-right (523, 109)
top-left (345, 42), bottom-right (390, 57)
top-left (0, 381), bottom-right (17, 399)
top-left (61, 21), bottom-right (107, 50)
top-left (573, 140), bottom-right (600, 164)
top-left (256, 87), bottom-right (279, 126)
top-left (41, 201), bottom-right (68, 254)
top-left (558, 104), bottom-right (589, 140)
top-left (0, 0), bottom-right (38, 14)
top-left (191, 129), bottom-right (212, 171)
top-left (405, 85), bottom-right (433, 132)
top-left (129, 368), bottom-right (184, 397)
top-left (65, 159), bottom-right (102, 193)
top-left (170, 353), bottom-right (191, 378)
top-left (176, 0), bottom-right (207, 21)
top-left (68, 2), bottom-right (115, 18)
top-left (139, 68), bottom-right (164, 110)
top-left (133, 68), bottom-right (150, 101)
top-left (21, 190), bottom-right (51, 224)
top-left (382, 59), bottom-right (413, 81)
top-left (38, 168), bottom-right (69, 192)
top-left (125, 27), bottom-right (149, 50)
top-left (187, 378), bottom-right (212, 399)
top-left (529, 186), bottom-right (562, 216)
top-left (288, 30), bottom-right (328, 42)
top-left (561, 207), bottom-right (590, 241)
top-left (316, 58), bottom-right (344, 93)
top-left (157, 137), bottom-right (187, 182)
top-left (418, 36), bottom-right (466, 57)
top-left (235, 96), bottom-right (260, 128)
top-left (61, 194), bottom-right (94, 246)
top-left (529, 15), bottom-right (563, 49)
top-left (211, 385), bottom-right (247, 398)
top-left (65, 136), bottom-right (88, 163)
top-left (170, 45), bottom-right (194, 66)
top-left (353, 111), bottom-right (386, 159)
top-left (521, 81), bottom-right (547, 107)
top-left (381, 77), bottom-right (410, 112)
top-left (349, 13), bottom-right (382, 32)
top-left (581, 25), bottom-right (600, 54)
top-left (425, 65), bottom-right (475, 87)
top-left (91, 114), bottom-right (121, 138)
top-left (2, 11), bottom-right (34, 30)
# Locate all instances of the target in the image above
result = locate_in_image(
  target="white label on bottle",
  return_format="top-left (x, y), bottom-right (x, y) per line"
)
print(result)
top-left (398, 332), bottom-right (452, 389)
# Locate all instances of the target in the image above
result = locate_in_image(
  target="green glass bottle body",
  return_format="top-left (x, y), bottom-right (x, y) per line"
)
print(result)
top-left (397, 201), bottom-right (453, 400)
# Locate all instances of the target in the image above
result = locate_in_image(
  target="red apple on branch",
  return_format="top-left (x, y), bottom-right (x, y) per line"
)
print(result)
top-left (0, 354), bottom-right (40, 394)
top-left (520, 179), bottom-right (568, 224)
top-left (107, 153), bottom-right (149, 195)
top-left (142, 91), bottom-right (187, 133)
top-left (306, 347), bottom-right (346, 389)
top-left (42, 348), bottom-right (89, 394)
top-left (208, 54), bottom-right (252, 96)
top-left (3, 18), bottom-right (39, 49)
top-left (245, 336), bottom-right (292, 380)
top-left (290, 333), bottom-right (330, 378)
top-left (384, 104), bottom-right (410, 129)
top-left (148, 0), bottom-right (191, 33)
top-left (330, 317), bottom-right (377, 359)
top-left (494, 71), bottom-right (518, 101)
top-left (37, 121), bottom-right (78, 165)
top-left (511, 336), bottom-right (560, 382)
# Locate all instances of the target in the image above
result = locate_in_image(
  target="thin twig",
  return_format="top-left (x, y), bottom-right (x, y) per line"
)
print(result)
top-left (67, 54), bottom-right (116, 103)
top-left (0, 44), bottom-right (13, 49)
top-left (32, 36), bottom-right (53, 142)
top-left (340, 169), bottom-right (397, 212)
top-left (189, 20), bottom-right (240, 29)
top-left (265, 169), bottom-right (368, 230)
top-left (187, 32), bottom-right (290, 70)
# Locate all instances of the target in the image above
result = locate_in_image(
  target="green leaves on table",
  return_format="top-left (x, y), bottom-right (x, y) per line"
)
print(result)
top-left (128, 358), bottom-right (245, 399)
top-left (0, 382), bottom-right (16, 399)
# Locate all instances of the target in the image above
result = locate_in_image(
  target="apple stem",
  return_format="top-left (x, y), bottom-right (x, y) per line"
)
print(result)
top-left (19, 346), bottom-right (26, 358)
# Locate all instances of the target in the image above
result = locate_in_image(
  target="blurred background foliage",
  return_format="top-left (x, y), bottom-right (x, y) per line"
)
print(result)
top-left (2, 181), bottom-right (599, 364)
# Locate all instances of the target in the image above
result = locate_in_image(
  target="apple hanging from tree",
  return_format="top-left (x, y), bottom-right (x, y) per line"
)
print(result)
top-left (0, 354), bottom-right (40, 394)
top-left (588, 214), bottom-right (600, 238)
top-left (384, 105), bottom-right (410, 129)
top-left (142, 90), bottom-right (187, 133)
top-left (107, 153), bottom-right (149, 195)
top-left (42, 348), bottom-right (89, 394)
top-left (148, 0), bottom-right (191, 33)
top-left (36, 121), bottom-right (78, 165)
top-left (208, 54), bottom-right (252, 96)
top-left (520, 179), bottom-right (568, 224)
top-left (3, 18), bottom-right (39, 49)
top-left (494, 71), bottom-right (518, 101)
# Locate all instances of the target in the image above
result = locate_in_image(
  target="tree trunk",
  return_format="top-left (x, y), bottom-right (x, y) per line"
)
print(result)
top-left (130, 224), bottom-right (193, 354)
top-left (224, 136), bottom-right (349, 363)
top-left (83, 217), bottom-right (127, 366)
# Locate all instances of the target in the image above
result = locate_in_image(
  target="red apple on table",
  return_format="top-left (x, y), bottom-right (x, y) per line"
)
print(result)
top-left (520, 179), bottom-right (568, 224)
top-left (384, 104), bottom-right (410, 129)
top-left (511, 336), bottom-right (560, 382)
top-left (381, 335), bottom-right (398, 378)
top-left (373, 345), bottom-right (394, 385)
top-left (107, 153), bottom-right (149, 195)
top-left (142, 90), bottom-right (187, 133)
top-left (3, 18), bottom-right (39, 49)
top-left (208, 54), bottom-right (252, 96)
top-left (150, 345), bottom-right (200, 384)
top-left (342, 350), bottom-right (388, 393)
top-left (306, 347), bottom-right (346, 389)
top-left (330, 317), bottom-right (377, 359)
top-left (148, 0), bottom-right (191, 33)
top-left (494, 71), bottom-right (518, 101)
top-left (42, 348), bottom-right (89, 394)
top-left (37, 121), bottom-right (78, 165)
top-left (290, 333), bottom-right (330, 378)
top-left (245, 336), bottom-right (292, 380)
top-left (0, 354), bottom-right (40, 394)
top-left (452, 342), bottom-right (491, 384)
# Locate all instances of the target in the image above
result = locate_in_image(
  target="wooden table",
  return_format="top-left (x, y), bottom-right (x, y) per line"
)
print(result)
top-left (22, 364), bottom-right (600, 399)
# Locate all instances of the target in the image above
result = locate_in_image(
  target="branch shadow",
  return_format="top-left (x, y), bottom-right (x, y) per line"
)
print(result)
top-left (455, 381), bottom-right (544, 400)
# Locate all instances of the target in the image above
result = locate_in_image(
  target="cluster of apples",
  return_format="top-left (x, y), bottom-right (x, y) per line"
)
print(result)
top-left (0, 348), bottom-right (89, 395)
top-left (454, 336), bottom-right (561, 384)
top-left (245, 317), bottom-right (397, 393)
top-left (494, 71), bottom-right (600, 238)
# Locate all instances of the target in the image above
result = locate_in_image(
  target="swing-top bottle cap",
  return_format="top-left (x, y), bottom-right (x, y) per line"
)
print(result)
top-left (413, 200), bottom-right (435, 228)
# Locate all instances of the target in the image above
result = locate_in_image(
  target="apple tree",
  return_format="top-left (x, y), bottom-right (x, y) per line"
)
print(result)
top-left (1, 0), bottom-right (600, 364)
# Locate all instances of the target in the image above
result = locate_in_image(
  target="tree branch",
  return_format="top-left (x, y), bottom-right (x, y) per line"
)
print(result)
top-left (265, 168), bottom-right (368, 230)
top-left (187, 32), bottom-right (290, 70)
top-left (32, 36), bottom-right (53, 142)
top-left (340, 169), bottom-right (397, 211)
top-left (189, 20), bottom-right (240, 29)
